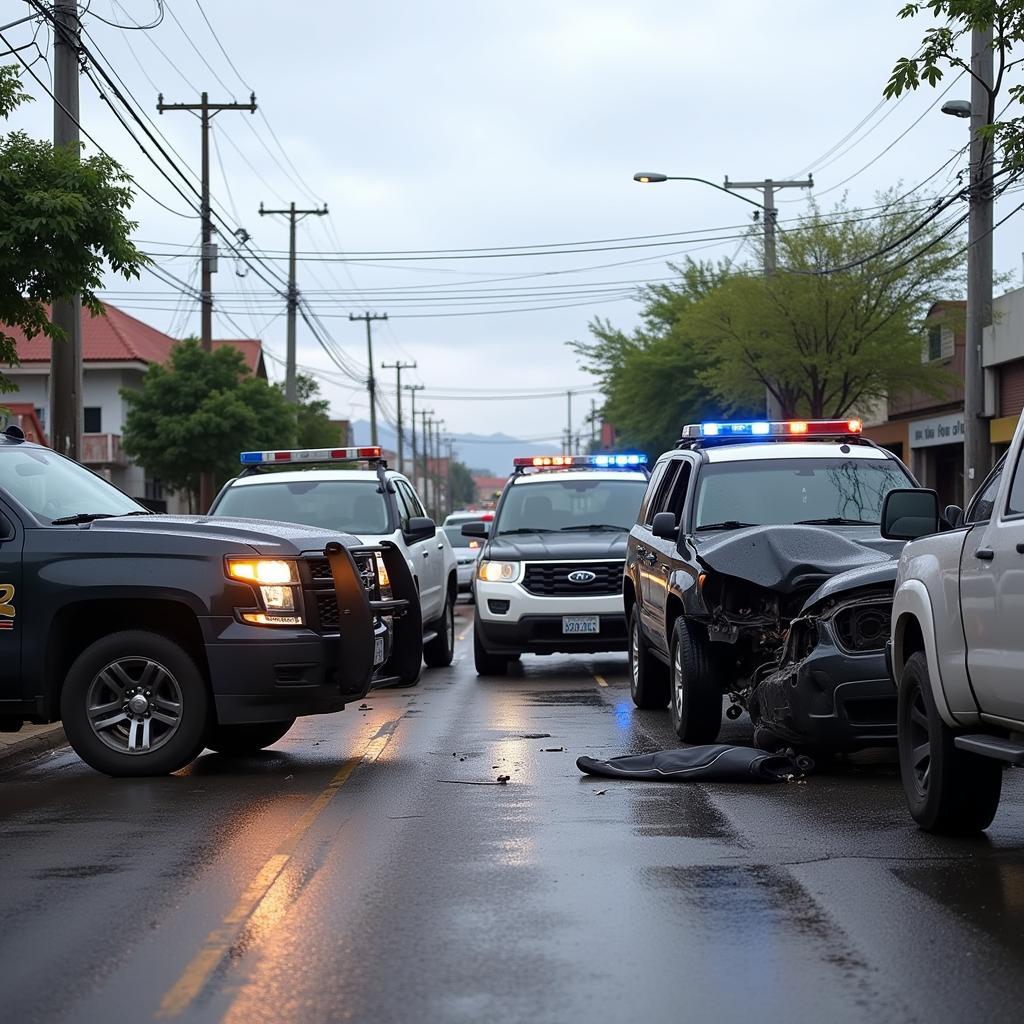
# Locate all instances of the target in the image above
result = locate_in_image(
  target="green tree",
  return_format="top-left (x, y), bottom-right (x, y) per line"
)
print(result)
top-left (448, 460), bottom-right (477, 507)
top-left (884, 2), bottom-right (1024, 168)
top-left (0, 66), bottom-right (147, 393)
top-left (569, 260), bottom-right (745, 455)
top-left (122, 339), bottom-right (296, 510)
top-left (291, 373), bottom-right (339, 448)
top-left (683, 194), bottom-right (963, 417)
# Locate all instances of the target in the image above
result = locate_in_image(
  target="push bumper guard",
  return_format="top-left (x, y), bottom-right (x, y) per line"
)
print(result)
top-left (326, 540), bottom-right (422, 695)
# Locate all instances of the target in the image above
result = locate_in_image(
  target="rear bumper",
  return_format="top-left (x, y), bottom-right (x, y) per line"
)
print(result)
top-left (476, 613), bottom-right (628, 655)
top-left (754, 639), bottom-right (896, 752)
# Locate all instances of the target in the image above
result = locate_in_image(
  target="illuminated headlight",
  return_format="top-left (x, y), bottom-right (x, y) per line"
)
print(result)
top-left (375, 554), bottom-right (390, 588)
top-left (477, 560), bottom-right (522, 584)
top-left (226, 558), bottom-right (298, 585)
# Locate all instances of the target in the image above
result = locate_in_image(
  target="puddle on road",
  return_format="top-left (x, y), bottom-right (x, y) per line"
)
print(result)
top-left (630, 788), bottom-right (737, 840)
top-left (520, 689), bottom-right (607, 708)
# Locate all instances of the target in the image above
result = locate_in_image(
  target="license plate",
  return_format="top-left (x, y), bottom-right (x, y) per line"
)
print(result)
top-left (374, 636), bottom-right (385, 665)
top-left (563, 615), bottom-right (599, 635)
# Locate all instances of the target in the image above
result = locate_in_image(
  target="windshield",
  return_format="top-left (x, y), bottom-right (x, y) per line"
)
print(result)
top-left (213, 479), bottom-right (390, 535)
top-left (694, 458), bottom-right (913, 529)
top-left (443, 523), bottom-right (484, 549)
top-left (495, 477), bottom-right (647, 535)
top-left (0, 447), bottom-right (145, 524)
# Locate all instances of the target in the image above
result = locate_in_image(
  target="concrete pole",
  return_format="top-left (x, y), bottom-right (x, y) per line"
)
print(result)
top-left (383, 361), bottom-right (415, 471)
top-left (50, 0), bottom-right (82, 460)
top-left (349, 313), bottom-right (388, 446)
top-left (405, 384), bottom-right (424, 484)
top-left (964, 24), bottom-right (994, 502)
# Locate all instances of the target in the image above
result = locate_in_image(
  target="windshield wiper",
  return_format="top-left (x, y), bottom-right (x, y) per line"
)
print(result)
top-left (50, 512), bottom-right (118, 525)
top-left (559, 523), bottom-right (626, 532)
top-left (695, 520), bottom-right (758, 532)
top-left (496, 527), bottom-right (556, 535)
top-left (794, 517), bottom-right (879, 526)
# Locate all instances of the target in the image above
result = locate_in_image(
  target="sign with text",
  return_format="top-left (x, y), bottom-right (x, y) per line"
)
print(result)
top-left (909, 412), bottom-right (965, 449)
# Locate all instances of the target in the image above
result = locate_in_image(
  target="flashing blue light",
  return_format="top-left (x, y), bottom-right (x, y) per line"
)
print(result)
top-left (240, 451), bottom-right (262, 464)
top-left (751, 421), bottom-right (771, 435)
top-left (585, 453), bottom-right (647, 468)
top-left (700, 421), bottom-right (771, 438)
top-left (593, 454), bottom-right (610, 467)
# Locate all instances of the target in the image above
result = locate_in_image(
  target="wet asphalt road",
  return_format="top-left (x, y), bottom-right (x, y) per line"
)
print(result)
top-left (2, 605), bottom-right (1024, 1024)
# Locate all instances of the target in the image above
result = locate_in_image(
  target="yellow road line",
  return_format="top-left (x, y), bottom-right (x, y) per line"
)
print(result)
top-left (594, 674), bottom-right (608, 688)
top-left (156, 728), bottom-right (396, 1018)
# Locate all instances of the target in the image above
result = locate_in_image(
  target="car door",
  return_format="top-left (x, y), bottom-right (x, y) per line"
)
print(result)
top-left (645, 458), bottom-right (694, 653)
top-left (960, 453), bottom-right (1024, 722)
top-left (0, 502), bottom-right (24, 701)
top-left (634, 460), bottom-right (677, 634)
top-left (396, 479), bottom-right (443, 620)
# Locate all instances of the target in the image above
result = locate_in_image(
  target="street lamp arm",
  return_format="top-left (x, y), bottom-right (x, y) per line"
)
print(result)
top-left (633, 172), bottom-right (766, 210)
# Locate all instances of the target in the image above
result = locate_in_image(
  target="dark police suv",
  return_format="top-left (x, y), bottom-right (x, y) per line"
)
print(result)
top-left (0, 430), bottom-right (420, 776)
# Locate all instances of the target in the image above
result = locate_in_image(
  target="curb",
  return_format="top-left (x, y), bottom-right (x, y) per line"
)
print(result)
top-left (0, 724), bottom-right (67, 771)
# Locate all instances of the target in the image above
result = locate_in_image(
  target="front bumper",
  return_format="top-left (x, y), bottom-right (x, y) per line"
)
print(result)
top-left (753, 634), bottom-right (896, 752)
top-left (476, 613), bottom-right (628, 655)
top-left (456, 560), bottom-right (476, 592)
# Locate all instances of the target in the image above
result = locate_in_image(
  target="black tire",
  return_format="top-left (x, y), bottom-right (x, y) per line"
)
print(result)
top-left (474, 622), bottom-right (509, 676)
top-left (628, 606), bottom-right (669, 709)
top-left (423, 590), bottom-right (456, 668)
top-left (669, 617), bottom-right (722, 743)
top-left (205, 719), bottom-right (295, 755)
top-left (61, 630), bottom-right (209, 777)
top-left (898, 652), bottom-right (1001, 835)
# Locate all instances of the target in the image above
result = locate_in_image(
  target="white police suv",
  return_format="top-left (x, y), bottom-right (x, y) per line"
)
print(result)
top-left (210, 447), bottom-right (458, 683)
top-left (466, 453), bottom-right (650, 675)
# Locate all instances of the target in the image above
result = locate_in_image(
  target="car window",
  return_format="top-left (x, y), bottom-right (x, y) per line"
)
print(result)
top-left (966, 461), bottom-right (1005, 525)
top-left (1005, 450), bottom-right (1024, 517)
top-left (398, 480), bottom-right (426, 519)
top-left (443, 523), bottom-right (483, 549)
top-left (392, 482), bottom-right (413, 529)
top-left (663, 460), bottom-right (692, 517)
top-left (644, 461), bottom-right (679, 524)
top-left (213, 479), bottom-right (390, 534)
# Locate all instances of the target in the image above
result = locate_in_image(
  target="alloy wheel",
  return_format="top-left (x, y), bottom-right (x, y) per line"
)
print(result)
top-left (630, 620), bottom-right (640, 689)
top-left (673, 641), bottom-right (685, 719)
top-left (908, 684), bottom-right (931, 797)
top-left (85, 657), bottom-right (184, 755)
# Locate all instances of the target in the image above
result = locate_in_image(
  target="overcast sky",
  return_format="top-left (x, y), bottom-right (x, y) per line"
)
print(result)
top-left (5, 0), bottom-right (1021, 452)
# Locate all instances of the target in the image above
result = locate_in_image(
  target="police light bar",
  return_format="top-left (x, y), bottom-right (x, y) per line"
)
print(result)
top-left (240, 446), bottom-right (383, 466)
top-left (681, 419), bottom-right (863, 439)
top-left (513, 453), bottom-right (648, 468)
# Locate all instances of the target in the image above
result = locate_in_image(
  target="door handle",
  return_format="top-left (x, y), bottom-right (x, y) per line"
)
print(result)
top-left (1016, 542), bottom-right (1024, 554)
top-left (422, 550), bottom-right (430, 558)
top-left (437, 543), bottom-right (444, 550)
top-left (975, 548), bottom-right (995, 561)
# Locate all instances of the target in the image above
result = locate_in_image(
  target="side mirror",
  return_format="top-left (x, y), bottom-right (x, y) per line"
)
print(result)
top-left (461, 521), bottom-right (489, 538)
top-left (943, 504), bottom-right (964, 529)
top-left (405, 515), bottom-right (436, 543)
top-left (881, 488), bottom-right (940, 541)
top-left (651, 511), bottom-right (679, 540)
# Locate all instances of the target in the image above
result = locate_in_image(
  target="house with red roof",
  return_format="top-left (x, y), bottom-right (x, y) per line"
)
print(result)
top-left (2, 304), bottom-right (266, 509)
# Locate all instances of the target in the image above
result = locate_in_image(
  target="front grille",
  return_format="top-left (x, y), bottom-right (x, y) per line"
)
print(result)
top-left (833, 602), bottom-right (891, 654)
top-left (301, 552), bottom-right (379, 636)
top-left (522, 561), bottom-right (623, 597)
top-left (307, 558), bottom-right (332, 582)
top-left (316, 593), bottom-right (340, 630)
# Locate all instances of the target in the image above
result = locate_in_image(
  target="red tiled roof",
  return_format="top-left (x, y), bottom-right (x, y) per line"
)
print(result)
top-left (6, 305), bottom-right (264, 374)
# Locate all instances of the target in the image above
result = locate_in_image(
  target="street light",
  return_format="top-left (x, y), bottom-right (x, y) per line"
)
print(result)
top-left (941, 100), bottom-right (972, 119)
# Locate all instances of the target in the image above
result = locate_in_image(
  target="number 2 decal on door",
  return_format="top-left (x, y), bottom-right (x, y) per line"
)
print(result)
top-left (0, 584), bottom-right (15, 630)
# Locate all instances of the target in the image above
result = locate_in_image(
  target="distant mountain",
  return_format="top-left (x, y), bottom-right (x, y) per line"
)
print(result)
top-left (350, 420), bottom-right (562, 475)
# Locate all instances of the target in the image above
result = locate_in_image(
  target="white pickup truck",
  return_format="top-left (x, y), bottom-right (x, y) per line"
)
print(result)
top-left (885, 410), bottom-right (1024, 834)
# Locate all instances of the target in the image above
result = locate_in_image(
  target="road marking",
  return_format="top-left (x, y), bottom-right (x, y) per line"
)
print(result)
top-left (594, 674), bottom-right (608, 687)
top-left (156, 727), bottom-right (396, 1018)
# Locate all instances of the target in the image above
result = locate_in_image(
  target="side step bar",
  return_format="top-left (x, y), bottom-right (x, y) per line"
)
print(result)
top-left (954, 734), bottom-right (1024, 764)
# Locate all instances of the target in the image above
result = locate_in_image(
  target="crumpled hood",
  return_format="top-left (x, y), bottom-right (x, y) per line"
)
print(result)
top-left (800, 559), bottom-right (900, 613)
top-left (694, 524), bottom-right (899, 594)
top-left (486, 530), bottom-right (627, 562)
top-left (87, 514), bottom-right (360, 556)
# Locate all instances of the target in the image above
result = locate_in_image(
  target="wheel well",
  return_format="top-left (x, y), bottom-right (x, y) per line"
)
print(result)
top-left (447, 572), bottom-right (458, 600)
top-left (665, 594), bottom-right (684, 647)
top-left (623, 577), bottom-right (636, 618)
top-left (45, 599), bottom-right (210, 710)
top-left (895, 613), bottom-right (925, 676)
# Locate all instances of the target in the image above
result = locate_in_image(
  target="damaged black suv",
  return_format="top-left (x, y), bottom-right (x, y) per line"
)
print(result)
top-left (625, 420), bottom-right (916, 753)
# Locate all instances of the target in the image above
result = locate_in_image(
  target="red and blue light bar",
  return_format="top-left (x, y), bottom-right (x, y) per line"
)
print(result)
top-left (513, 453), bottom-right (648, 468)
top-left (681, 419), bottom-right (863, 439)
top-left (240, 446), bottom-right (382, 466)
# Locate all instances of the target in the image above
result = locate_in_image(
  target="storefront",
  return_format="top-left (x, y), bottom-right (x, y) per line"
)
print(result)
top-left (908, 411), bottom-right (965, 508)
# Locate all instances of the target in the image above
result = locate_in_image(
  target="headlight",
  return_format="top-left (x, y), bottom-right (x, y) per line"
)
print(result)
top-left (260, 585), bottom-right (295, 611)
top-left (226, 558), bottom-right (298, 585)
top-left (477, 560), bottom-right (522, 583)
top-left (375, 553), bottom-right (390, 588)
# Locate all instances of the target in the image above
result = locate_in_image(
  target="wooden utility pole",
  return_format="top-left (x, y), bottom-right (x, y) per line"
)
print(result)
top-left (259, 201), bottom-right (328, 403)
top-left (404, 383), bottom-right (425, 485)
top-left (349, 312), bottom-right (388, 446)
top-left (382, 360), bottom-right (416, 471)
top-left (158, 90), bottom-right (256, 510)
top-left (50, 0), bottom-right (81, 460)
top-left (420, 409), bottom-right (434, 510)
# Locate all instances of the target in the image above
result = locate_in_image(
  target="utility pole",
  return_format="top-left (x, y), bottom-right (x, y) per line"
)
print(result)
top-left (434, 420), bottom-right (445, 518)
top-left (158, 89), bottom-right (256, 510)
top-left (964, 24), bottom-right (994, 502)
top-left (382, 361), bottom-right (416, 471)
top-left (566, 390), bottom-right (573, 453)
top-left (724, 174), bottom-right (814, 418)
top-left (420, 409), bottom-right (434, 510)
top-left (404, 383), bottom-right (425, 485)
top-left (50, 0), bottom-right (81, 460)
top-left (349, 312), bottom-right (388, 446)
top-left (446, 439), bottom-right (455, 516)
top-left (259, 201), bottom-right (328, 403)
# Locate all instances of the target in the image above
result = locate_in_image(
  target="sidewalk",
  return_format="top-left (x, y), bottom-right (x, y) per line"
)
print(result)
top-left (0, 722), bottom-right (66, 769)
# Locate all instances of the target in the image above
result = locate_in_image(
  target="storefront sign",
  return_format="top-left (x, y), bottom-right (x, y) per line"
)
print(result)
top-left (909, 412), bottom-right (965, 448)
